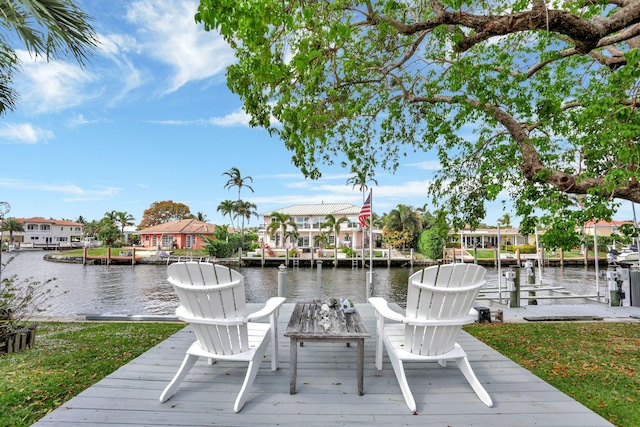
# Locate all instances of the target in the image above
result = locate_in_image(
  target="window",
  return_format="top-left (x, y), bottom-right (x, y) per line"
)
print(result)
top-left (40, 224), bottom-right (50, 231)
top-left (162, 235), bottom-right (174, 247)
top-left (298, 236), bottom-right (310, 248)
top-left (27, 224), bottom-right (37, 231)
top-left (347, 217), bottom-right (359, 228)
top-left (296, 216), bottom-right (310, 229)
top-left (186, 235), bottom-right (195, 248)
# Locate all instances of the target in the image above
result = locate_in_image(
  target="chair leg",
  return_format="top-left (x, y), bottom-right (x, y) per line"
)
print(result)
top-left (159, 353), bottom-right (198, 403)
top-left (234, 343), bottom-right (269, 413)
top-left (269, 318), bottom-right (279, 371)
top-left (454, 356), bottom-right (494, 407)
top-left (387, 351), bottom-right (417, 413)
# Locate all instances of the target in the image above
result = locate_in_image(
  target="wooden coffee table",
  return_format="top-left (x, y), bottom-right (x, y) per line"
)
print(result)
top-left (284, 300), bottom-right (370, 395)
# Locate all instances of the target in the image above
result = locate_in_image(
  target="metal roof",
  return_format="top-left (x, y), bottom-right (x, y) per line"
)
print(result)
top-left (261, 203), bottom-right (363, 217)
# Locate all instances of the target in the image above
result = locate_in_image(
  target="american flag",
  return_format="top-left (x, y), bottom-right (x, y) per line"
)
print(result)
top-left (358, 191), bottom-right (371, 228)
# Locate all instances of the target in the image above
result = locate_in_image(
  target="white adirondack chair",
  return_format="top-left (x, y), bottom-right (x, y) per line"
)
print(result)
top-left (369, 263), bottom-right (493, 413)
top-left (159, 262), bottom-right (285, 413)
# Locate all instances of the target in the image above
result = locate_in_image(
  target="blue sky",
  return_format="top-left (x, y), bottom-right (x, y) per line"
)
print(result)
top-left (7, 0), bottom-right (630, 228)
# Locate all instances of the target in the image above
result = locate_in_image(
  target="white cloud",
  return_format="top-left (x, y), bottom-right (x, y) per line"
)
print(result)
top-left (406, 160), bottom-right (441, 170)
top-left (67, 114), bottom-right (110, 128)
top-left (0, 178), bottom-right (121, 199)
top-left (126, 0), bottom-right (235, 93)
top-left (209, 109), bottom-right (252, 127)
top-left (0, 123), bottom-right (54, 143)
top-left (17, 51), bottom-right (99, 114)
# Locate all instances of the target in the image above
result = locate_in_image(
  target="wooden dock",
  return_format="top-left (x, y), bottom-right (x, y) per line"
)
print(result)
top-left (30, 303), bottom-right (614, 427)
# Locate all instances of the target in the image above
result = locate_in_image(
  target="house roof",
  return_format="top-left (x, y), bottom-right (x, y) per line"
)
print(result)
top-left (15, 217), bottom-right (83, 227)
top-left (582, 220), bottom-right (635, 227)
top-left (261, 203), bottom-right (363, 217)
top-left (137, 219), bottom-right (217, 234)
top-left (457, 226), bottom-right (523, 235)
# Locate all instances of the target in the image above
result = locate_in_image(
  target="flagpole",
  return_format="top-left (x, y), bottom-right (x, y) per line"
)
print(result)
top-left (367, 190), bottom-right (374, 297)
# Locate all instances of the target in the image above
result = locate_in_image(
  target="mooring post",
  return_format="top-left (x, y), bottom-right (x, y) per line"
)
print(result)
top-left (316, 260), bottom-right (323, 298)
top-left (278, 264), bottom-right (287, 298)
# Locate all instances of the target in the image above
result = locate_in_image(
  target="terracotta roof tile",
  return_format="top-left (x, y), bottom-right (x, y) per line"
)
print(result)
top-left (137, 219), bottom-right (216, 234)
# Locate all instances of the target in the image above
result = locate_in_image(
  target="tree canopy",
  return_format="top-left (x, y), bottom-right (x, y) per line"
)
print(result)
top-left (0, 0), bottom-right (98, 115)
top-left (197, 0), bottom-right (640, 248)
top-left (139, 200), bottom-right (193, 228)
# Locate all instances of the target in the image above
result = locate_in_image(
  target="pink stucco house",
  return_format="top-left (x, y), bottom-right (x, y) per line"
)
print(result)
top-left (137, 219), bottom-right (217, 250)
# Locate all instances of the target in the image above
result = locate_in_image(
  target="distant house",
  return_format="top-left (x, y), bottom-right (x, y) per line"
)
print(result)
top-left (581, 220), bottom-right (635, 237)
top-left (137, 219), bottom-right (217, 250)
top-left (260, 203), bottom-right (376, 250)
top-left (450, 226), bottom-right (530, 249)
top-left (10, 217), bottom-right (83, 249)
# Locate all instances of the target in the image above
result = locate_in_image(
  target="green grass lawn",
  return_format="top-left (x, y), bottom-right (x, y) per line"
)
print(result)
top-left (465, 322), bottom-right (640, 427)
top-left (0, 322), bottom-right (185, 427)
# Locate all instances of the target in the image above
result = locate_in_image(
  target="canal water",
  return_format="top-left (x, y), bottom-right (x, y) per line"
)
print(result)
top-left (1, 251), bottom-right (620, 317)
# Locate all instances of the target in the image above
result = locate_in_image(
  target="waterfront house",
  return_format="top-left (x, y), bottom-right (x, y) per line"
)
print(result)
top-left (581, 220), bottom-right (635, 237)
top-left (10, 217), bottom-right (83, 249)
top-left (450, 226), bottom-right (530, 249)
top-left (137, 219), bottom-right (216, 250)
top-left (260, 203), bottom-right (377, 252)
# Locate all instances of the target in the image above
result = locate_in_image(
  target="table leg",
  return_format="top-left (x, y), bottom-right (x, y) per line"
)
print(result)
top-left (289, 337), bottom-right (297, 394)
top-left (357, 338), bottom-right (364, 396)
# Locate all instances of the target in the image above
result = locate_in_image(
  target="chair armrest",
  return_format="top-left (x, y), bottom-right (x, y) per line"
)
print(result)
top-left (403, 314), bottom-right (477, 327)
top-left (246, 297), bottom-right (286, 322)
top-left (369, 297), bottom-right (405, 322)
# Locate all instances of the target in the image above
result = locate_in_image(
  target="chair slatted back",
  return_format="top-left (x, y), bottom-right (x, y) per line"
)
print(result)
top-left (167, 262), bottom-right (249, 355)
top-left (404, 264), bottom-right (486, 356)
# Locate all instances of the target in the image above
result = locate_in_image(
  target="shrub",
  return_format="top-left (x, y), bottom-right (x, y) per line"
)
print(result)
top-left (418, 229), bottom-right (445, 261)
top-left (340, 246), bottom-right (357, 258)
top-left (517, 244), bottom-right (537, 254)
top-left (1, 256), bottom-right (63, 343)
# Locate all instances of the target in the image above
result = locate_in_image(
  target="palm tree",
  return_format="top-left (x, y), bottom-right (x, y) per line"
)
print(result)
top-left (1, 218), bottom-right (24, 244)
top-left (223, 167), bottom-right (254, 200)
top-left (195, 212), bottom-right (208, 222)
top-left (498, 214), bottom-right (512, 228)
top-left (385, 204), bottom-right (423, 250)
top-left (266, 212), bottom-right (297, 248)
top-left (75, 215), bottom-right (86, 224)
top-left (217, 200), bottom-right (237, 230)
top-left (347, 167), bottom-right (378, 203)
top-left (82, 220), bottom-right (100, 239)
top-left (285, 229), bottom-right (300, 248)
top-left (115, 211), bottom-right (135, 241)
top-left (313, 231), bottom-right (331, 248)
top-left (104, 210), bottom-right (118, 223)
top-left (321, 214), bottom-right (348, 247)
top-left (234, 199), bottom-right (257, 249)
top-left (0, 0), bottom-right (98, 115)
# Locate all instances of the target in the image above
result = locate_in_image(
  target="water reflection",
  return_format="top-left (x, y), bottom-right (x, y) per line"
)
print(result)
top-left (2, 251), bottom-right (614, 317)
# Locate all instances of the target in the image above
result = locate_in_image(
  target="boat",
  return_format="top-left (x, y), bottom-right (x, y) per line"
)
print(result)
top-left (608, 245), bottom-right (639, 264)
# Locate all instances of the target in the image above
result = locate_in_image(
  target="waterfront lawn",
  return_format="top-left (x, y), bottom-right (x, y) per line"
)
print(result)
top-left (0, 322), bottom-right (185, 427)
top-left (465, 322), bottom-right (640, 427)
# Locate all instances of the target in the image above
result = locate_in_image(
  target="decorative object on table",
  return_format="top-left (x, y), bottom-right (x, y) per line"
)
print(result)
top-left (340, 297), bottom-right (356, 313)
top-left (318, 303), bottom-right (332, 331)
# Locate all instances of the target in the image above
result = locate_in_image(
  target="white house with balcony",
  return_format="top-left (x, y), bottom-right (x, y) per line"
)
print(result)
top-left (259, 203), bottom-right (375, 252)
top-left (11, 217), bottom-right (84, 249)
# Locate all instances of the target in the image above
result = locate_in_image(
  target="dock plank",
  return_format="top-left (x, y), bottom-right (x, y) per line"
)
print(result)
top-left (31, 303), bottom-right (614, 427)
